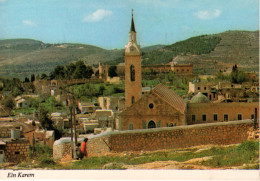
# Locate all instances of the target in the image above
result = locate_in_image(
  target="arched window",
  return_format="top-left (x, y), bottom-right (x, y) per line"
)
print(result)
top-left (130, 65), bottom-right (135, 81)
top-left (131, 96), bottom-right (135, 104)
top-left (148, 120), bottom-right (156, 129)
top-left (129, 123), bottom-right (134, 130)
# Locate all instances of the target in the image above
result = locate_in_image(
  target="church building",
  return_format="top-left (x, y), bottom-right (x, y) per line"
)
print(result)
top-left (119, 11), bottom-right (187, 130)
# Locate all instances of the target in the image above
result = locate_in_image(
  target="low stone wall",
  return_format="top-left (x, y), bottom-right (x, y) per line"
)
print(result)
top-left (5, 139), bottom-right (30, 163)
top-left (110, 120), bottom-right (254, 152)
top-left (53, 120), bottom-right (255, 159)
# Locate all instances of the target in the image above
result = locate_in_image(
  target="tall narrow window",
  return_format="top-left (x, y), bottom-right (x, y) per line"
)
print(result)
top-left (238, 114), bottom-right (242, 120)
top-left (192, 115), bottom-right (196, 122)
top-left (130, 65), bottom-right (135, 81)
top-left (202, 114), bottom-right (207, 121)
top-left (224, 114), bottom-right (229, 121)
top-left (131, 96), bottom-right (135, 104)
top-left (213, 114), bottom-right (218, 121)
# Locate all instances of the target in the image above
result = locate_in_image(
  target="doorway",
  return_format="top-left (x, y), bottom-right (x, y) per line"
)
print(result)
top-left (148, 120), bottom-right (156, 129)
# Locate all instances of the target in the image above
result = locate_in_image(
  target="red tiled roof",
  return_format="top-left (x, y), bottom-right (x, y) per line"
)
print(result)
top-left (151, 84), bottom-right (186, 114)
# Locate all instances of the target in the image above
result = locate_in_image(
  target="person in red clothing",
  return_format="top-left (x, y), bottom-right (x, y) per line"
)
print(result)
top-left (80, 138), bottom-right (88, 158)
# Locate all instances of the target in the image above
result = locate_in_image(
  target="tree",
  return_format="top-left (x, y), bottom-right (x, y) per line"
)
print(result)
top-left (108, 66), bottom-right (117, 78)
top-left (50, 65), bottom-right (65, 79)
top-left (37, 104), bottom-right (53, 130)
top-left (24, 77), bottom-right (30, 83)
top-left (65, 63), bottom-right (76, 80)
top-left (73, 61), bottom-right (93, 79)
top-left (40, 74), bottom-right (48, 80)
top-left (1, 96), bottom-right (15, 109)
top-left (31, 74), bottom-right (35, 82)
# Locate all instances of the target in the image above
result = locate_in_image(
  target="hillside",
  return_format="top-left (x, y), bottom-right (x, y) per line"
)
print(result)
top-left (0, 30), bottom-right (258, 78)
top-left (142, 30), bottom-right (259, 74)
top-left (0, 39), bottom-right (123, 78)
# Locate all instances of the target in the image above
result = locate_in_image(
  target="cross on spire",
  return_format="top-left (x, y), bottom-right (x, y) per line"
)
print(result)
top-left (130, 9), bottom-right (136, 32)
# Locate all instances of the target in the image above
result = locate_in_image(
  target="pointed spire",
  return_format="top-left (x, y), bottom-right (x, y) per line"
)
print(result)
top-left (130, 9), bottom-right (136, 33)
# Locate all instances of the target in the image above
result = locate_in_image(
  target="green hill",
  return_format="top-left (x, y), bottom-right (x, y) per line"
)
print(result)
top-left (0, 30), bottom-right (258, 78)
top-left (142, 30), bottom-right (259, 74)
top-left (0, 40), bottom-right (123, 78)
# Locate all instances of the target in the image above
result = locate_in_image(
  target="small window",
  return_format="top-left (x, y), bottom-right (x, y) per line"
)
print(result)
top-left (131, 96), bottom-right (135, 104)
top-left (130, 65), bottom-right (135, 81)
top-left (202, 114), bottom-right (207, 121)
top-left (15, 151), bottom-right (20, 155)
top-left (238, 114), bottom-right (242, 120)
top-left (251, 114), bottom-right (254, 119)
top-left (192, 115), bottom-right (196, 122)
top-left (129, 123), bottom-right (134, 130)
top-left (197, 87), bottom-right (200, 90)
top-left (213, 114), bottom-right (218, 121)
top-left (0, 150), bottom-right (3, 154)
top-left (149, 103), bottom-right (154, 109)
top-left (204, 87), bottom-right (207, 90)
top-left (187, 69), bottom-right (189, 72)
top-left (224, 114), bottom-right (229, 121)
top-left (182, 69), bottom-right (184, 72)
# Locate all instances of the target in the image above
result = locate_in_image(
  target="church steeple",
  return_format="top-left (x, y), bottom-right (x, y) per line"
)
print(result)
top-left (125, 9), bottom-right (141, 55)
top-left (130, 9), bottom-right (136, 33)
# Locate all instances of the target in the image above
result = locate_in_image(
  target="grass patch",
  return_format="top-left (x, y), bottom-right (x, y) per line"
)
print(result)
top-left (201, 141), bottom-right (259, 168)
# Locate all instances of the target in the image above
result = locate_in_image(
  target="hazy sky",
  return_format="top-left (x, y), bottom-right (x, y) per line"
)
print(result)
top-left (0, 0), bottom-right (258, 49)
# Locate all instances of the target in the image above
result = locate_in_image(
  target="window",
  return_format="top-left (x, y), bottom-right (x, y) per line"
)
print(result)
top-left (129, 123), bottom-right (134, 130)
top-left (130, 65), bottom-right (135, 81)
top-left (251, 114), bottom-right (254, 119)
top-left (197, 87), bottom-right (200, 90)
top-left (238, 114), bottom-right (242, 120)
top-left (204, 87), bottom-right (207, 90)
top-left (202, 114), bottom-right (207, 121)
top-left (15, 151), bottom-right (20, 155)
top-left (192, 115), bottom-right (196, 122)
top-left (213, 114), bottom-right (218, 121)
top-left (187, 69), bottom-right (189, 72)
top-left (224, 114), bottom-right (229, 121)
top-left (149, 103), bottom-right (154, 109)
top-left (169, 123), bottom-right (174, 127)
top-left (131, 96), bottom-right (135, 104)
top-left (182, 69), bottom-right (184, 72)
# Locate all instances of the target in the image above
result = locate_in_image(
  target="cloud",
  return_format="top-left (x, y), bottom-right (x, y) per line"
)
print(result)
top-left (194, 9), bottom-right (222, 20)
top-left (82, 9), bottom-right (112, 22)
top-left (22, 20), bottom-right (36, 26)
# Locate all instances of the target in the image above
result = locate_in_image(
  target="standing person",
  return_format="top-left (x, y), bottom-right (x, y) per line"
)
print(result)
top-left (80, 138), bottom-right (88, 158)
top-left (76, 143), bottom-right (83, 160)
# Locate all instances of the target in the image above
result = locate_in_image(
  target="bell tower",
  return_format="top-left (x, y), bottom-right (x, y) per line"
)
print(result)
top-left (124, 9), bottom-right (142, 108)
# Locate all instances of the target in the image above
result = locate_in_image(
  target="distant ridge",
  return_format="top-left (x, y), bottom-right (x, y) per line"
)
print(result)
top-left (0, 30), bottom-right (258, 78)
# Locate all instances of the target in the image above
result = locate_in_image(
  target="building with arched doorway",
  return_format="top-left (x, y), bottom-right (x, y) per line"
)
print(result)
top-left (119, 84), bottom-right (187, 130)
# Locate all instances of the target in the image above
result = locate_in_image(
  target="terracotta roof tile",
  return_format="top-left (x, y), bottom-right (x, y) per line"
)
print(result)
top-left (151, 84), bottom-right (186, 114)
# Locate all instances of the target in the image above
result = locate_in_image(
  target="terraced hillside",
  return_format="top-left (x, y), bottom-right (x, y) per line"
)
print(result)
top-left (143, 30), bottom-right (259, 74)
top-left (0, 30), bottom-right (258, 78)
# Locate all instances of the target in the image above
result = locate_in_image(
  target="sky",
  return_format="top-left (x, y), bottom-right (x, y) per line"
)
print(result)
top-left (0, 0), bottom-right (258, 49)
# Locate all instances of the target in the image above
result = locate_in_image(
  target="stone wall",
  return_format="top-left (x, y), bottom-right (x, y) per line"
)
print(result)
top-left (53, 120), bottom-right (255, 159)
top-left (109, 120), bottom-right (254, 152)
top-left (0, 128), bottom-right (12, 138)
top-left (4, 139), bottom-right (30, 163)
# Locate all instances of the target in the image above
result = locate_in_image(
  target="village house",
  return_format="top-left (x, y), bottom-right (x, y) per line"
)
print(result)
top-left (98, 96), bottom-right (125, 111)
top-left (78, 101), bottom-right (100, 114)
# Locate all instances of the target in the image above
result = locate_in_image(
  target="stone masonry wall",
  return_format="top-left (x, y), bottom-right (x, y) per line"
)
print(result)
top-left (109, 120), bottom-right (255, 152)
top-left (54, 120), bottom-right (255, 159)
top-left (5, 139), bottom-right (30, 163)
top-left (0, 128), bottom-right (12, 138)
